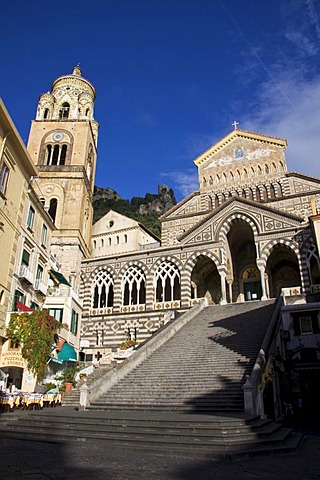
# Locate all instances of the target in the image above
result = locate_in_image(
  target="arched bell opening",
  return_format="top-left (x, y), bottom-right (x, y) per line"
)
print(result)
top-left (266, 244), bottom-right (301, 298)
top-left (191, 255), bottom-right (221, 304)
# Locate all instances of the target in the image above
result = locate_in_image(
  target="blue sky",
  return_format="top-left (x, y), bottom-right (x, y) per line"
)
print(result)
top-left (1, 0), bottom-right (320, 201)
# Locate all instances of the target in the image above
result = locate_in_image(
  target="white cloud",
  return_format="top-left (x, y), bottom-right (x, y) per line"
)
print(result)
top-left (161, 168), bottom-right (199, 198)
top-left (285, 31), bottom-right (318, 55)
top-left (242, 72), bottom-right (320, 177)
top-left (306, 0), bottom-right (320, 40)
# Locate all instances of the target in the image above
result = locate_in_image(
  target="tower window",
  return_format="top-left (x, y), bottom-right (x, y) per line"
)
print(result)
top-left (44, 108), bottom-right (49, 119)
top-left (46, 144), bottom-right (68, 165)
top-left (48, 198), bottom-right (58, 223)
top-left (52, 145), bottom-right (60, 165)
top-left (60, 145), bottom-right (67, 165)
top-left (59, 103), bottom-right (70, 119)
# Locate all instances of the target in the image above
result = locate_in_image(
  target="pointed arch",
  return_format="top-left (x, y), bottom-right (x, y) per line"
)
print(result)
top-left (92, 270), bottom-right (114, 308)
top-left (122, 266), bottom-right (146, 305)
top-left (154, 261), bottom-right (181, 302)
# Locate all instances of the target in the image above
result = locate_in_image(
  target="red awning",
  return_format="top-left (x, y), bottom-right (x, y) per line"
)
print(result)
top-left (16, 301), bottom-right (34, 312)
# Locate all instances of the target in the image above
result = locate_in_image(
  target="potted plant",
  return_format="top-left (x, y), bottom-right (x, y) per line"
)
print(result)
top-left (119, 339), bottom-right (138, 350)
top-left (61, 366), bottom-right (76, 391)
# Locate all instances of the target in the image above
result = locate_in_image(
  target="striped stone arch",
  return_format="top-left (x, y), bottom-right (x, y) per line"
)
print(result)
top-left (151, 256), bottom-right (183, 303)
top-left (217, 212), bottom-right (260, 243)
top-left (150, 255), bottom-right (184, 275)
top-left (259, 238), bottom-right (301, 265)
top-left (88, 264), bottom-right (118, 282)
top-left (79, 271), bottom-right (90, 312)
top-left (117, 260), bottom-right (148, 306)
top-left (84, 265), bottom-right (117, 312)
top-left (300, 233), bottom-right (317, 292)
top-left (260, 238), bottom-right (306, 293)
top-left (184, 250), bottom-right (221, 280)
top-left (182, 250), bottom-right (221, 302)
top-left (114, 260), bottom-right (149, 305)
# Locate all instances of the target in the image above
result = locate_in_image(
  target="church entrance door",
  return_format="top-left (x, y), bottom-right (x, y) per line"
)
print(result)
top-left (226, 219), bottom-right (260, 302)
top-left (244, 280), bottom-right (262, 301)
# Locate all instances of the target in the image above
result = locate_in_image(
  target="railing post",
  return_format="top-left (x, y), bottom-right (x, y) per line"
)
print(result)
top-left (243, 376), bottom-right (255, 415)
top-left (79, 382), bottom-right (89, 410)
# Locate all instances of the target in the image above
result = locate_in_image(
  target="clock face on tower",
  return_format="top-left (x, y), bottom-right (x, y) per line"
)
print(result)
top-left (53, 132), bottom-right (64, 142)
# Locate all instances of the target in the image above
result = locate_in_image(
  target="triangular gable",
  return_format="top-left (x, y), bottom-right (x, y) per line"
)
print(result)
top-left (194, 129), bottom-right (287, 168)
top-left (178, 197), bottom-right (304, 245)
top-left (160, 191), bottom-right (200, 220)
top-left (286, 172), bottom-right (320, 193)
top-left (93, 209), bottom-right (139, 235)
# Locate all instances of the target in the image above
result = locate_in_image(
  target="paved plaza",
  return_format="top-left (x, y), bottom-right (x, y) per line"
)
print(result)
top-left (0, 423), bottom-right (319, 480)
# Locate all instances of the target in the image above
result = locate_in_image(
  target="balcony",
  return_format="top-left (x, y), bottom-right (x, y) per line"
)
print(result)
top-left (34, 279), bottom-right (48, 295)
top-left (19, 265), bottom-right (33, 284)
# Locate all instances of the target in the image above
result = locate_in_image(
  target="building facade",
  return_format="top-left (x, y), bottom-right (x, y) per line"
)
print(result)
top-left (0, 66), bottom-right (99, 390)
top-left (0, 99), bottom-right (38, 355)
top-left (80, 129), bottom-right (320, 362)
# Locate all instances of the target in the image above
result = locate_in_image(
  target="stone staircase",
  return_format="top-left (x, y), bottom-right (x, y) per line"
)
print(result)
top-left (89, 300), bottom-right (276, 413)
top-left (0, 300), bottom-right (303, 458)
top-left (62, 364), bottom-right (114, 407)
top-left (0, 409), bottom-right (303, 460)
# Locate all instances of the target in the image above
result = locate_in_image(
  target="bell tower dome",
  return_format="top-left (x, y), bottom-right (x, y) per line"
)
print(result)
top-left (27, 66), bottom-right (99, 292)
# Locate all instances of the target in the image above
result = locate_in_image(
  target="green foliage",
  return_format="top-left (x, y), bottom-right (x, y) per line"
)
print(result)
top-left (93, 187), bottom-right (176, 237)
top-left (119, 339), bottom-right (138, 350)
top-left (60, 366), bottom-right (77, 386)
top-left (6, 310), bottom-right (61, 379)
top-left (44, 382), bottom-right (56, 392)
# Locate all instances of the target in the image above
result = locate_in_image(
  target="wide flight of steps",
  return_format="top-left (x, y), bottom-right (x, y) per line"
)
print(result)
top-left (89, 300), bottom-right (276, 413)
top-left (0, 409), bottom-right (302, 460)
top-left (0, 300), bottom-right (303, 458)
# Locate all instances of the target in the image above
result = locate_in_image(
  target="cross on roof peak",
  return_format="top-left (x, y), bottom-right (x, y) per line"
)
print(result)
top-left (232, 121), bottom-right (239, 130)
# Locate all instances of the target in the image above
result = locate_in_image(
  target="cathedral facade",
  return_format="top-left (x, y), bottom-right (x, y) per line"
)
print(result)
top-left (80, 126), bottom-right (320, 361)
top-left (0, 67), bottom-right (320, 400)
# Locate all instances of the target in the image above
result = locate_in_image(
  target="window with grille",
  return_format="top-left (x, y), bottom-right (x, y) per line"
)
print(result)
top-left (154, 262), bottom-right (180, 302)
top-left (122, 266), bottom-right (146, 306)
top-left (92, 270), bottom-right (114, 308)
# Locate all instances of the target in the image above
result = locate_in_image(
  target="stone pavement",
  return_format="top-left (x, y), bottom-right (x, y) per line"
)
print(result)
top-left (0, 425), bottom-right (320, 480)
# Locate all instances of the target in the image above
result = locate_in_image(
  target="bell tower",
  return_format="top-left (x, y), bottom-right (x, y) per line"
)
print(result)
top-left (27, 66), bottom-right (99, 292)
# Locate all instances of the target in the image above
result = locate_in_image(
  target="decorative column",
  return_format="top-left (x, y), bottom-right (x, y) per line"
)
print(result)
top-left (257, 261), bottom-right (268, 301)
top-left (227, 279), bottom-right (233, 304)
top-left (218, 268), bottom-right (227, 305)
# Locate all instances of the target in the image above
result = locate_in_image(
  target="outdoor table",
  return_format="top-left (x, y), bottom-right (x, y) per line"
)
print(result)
top-left (21, 393), bottom-right (44, 410)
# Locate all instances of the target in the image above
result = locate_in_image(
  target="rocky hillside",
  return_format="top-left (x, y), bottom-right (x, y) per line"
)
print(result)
top-left (93, 184), bottom-right (176, 237)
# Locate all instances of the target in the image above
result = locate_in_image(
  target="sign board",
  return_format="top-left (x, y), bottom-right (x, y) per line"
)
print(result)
top-left (0, 351), bottom-right (25, 368)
